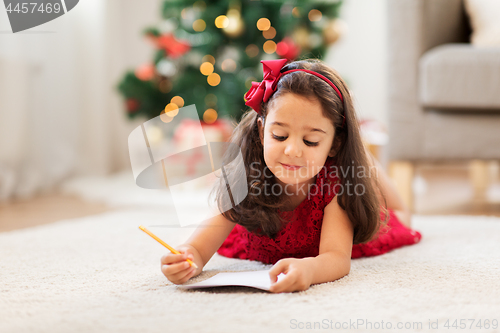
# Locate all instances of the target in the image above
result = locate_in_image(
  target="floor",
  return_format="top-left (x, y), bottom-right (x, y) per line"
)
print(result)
top-left (1, 162), bottom-right (499, 232)
top-left (413, 162), bottom-right (500, 216)
top-left (0, 193), bottom-right (110, 232)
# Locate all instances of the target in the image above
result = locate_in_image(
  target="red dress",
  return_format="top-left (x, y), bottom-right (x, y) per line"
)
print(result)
top-left (217, 159), bottom-right (422, 265)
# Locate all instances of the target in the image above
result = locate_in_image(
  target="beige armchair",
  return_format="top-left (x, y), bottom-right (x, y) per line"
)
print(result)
top-left (387, 0), bottom-right (500, 210)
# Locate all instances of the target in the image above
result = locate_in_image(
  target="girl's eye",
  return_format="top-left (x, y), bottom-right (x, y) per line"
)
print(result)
top-left (304, 140), bottom-right (319, 147)
top-left (272, 134), bottom-right (319, 147)
top-left (272, 134), bottom-right (287, 141)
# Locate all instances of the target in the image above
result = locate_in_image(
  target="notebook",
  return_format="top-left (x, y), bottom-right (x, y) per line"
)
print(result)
top-left (178, 270), bottom-right (285, 291)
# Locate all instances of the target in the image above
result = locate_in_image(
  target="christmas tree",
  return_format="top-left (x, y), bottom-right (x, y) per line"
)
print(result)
top-left (118, 0), bottom-right (344, 124)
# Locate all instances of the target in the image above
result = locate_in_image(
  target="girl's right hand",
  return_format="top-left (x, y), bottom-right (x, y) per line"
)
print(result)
top-left (161, 245), bottom-right (202, 284)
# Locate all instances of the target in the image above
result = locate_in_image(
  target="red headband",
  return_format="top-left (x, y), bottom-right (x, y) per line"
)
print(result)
top-left (244, 59), bottom-right (345, 127)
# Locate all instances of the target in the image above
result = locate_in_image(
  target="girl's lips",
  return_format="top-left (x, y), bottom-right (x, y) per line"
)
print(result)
top-left (280, 163), bottom-right (302, 170)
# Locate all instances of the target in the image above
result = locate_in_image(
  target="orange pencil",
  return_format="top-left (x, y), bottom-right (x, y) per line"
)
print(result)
top-left (139, 225), bottom-right (198, 269)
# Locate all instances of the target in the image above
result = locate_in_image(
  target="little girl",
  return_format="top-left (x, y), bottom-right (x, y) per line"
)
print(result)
top-left (161, 58), bottom-right (421, 293)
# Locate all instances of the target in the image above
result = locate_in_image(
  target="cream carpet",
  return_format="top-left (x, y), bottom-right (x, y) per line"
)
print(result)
top-left (1, 209), bottom-right (500, 333)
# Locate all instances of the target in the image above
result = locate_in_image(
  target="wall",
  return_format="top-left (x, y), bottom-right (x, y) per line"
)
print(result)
top-left (325, 0), bottom-right (388, 126)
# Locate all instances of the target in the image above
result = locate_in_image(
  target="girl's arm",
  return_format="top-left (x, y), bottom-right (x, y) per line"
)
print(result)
top-left (161, 214), bottom-right (236, 284)
top-left (182, 214), bottom-right (236, 268)
top-left (268, 195), bottom-right (353, 293)
top-left (315, 195), bottom-right (354, 282)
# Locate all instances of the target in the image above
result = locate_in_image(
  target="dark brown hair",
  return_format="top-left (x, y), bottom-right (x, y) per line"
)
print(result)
top-left (214, 58), bottom-right (387, 243)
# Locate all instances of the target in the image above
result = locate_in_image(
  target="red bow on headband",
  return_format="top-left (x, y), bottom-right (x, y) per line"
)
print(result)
top-left (244, 59), bottom-right (345, 126)
top-left (244, 59), bottom-right (288, 115)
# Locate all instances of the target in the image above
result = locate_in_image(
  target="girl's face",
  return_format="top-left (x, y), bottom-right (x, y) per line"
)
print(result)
top-left (258, 93), bottom-right (336, 186)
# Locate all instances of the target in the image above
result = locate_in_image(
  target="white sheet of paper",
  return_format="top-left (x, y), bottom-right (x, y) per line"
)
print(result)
top-left (178, 270), bottom-right (285, 291)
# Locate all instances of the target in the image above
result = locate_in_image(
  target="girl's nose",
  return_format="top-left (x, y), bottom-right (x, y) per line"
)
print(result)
top-left (284, 140), bottom-right (302, 158)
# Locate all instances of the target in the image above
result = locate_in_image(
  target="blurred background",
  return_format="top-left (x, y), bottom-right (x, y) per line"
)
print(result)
top-left (1, 0), bottom-right (499, 231)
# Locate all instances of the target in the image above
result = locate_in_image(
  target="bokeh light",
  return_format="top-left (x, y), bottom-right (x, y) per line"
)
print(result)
top-left (221, 59), bottom-right (237, 72)
top-left (245, 44), bottom-right (259, 57)
top-left (263, 40), bottom-right (277, 54)
top-left (193, 1), bottom-right (206, 10)
top-left (200, 62), bottom-right (214, 76)
top-left (263, 27), bottom-right (276, 39)
top-left (202, 54), bottom-right (215, 65)
top-left (203, 109), bottom-right (218, 124)
top-left (215, 15), bottom-right (229, 28)
top-left (205, 93), bottom-right (217, 106)
top-left (159, 80), bottom-right (172, 93)
top-left (193, 19), bottom-right (206, 32)
top-left (164, 103), bottom-right (179, 117)
top-left (256, 18), bottom-right (271, 31)
top-left (171, 96), bottom-right (184, 108)
top-left (308, 9), bottom-right (322, 22)
top-left (207, 73), bottom-right (221, 86)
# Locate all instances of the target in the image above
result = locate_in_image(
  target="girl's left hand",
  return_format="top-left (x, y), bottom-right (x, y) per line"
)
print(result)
top-left (269, 258), bottom-right (314, 293)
